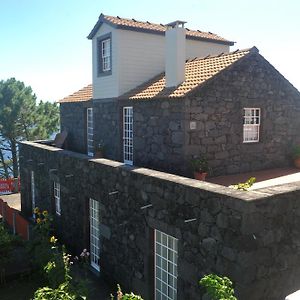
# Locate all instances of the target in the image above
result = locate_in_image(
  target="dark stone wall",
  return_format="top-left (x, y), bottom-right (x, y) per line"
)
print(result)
top-left (184, 52), bottom-right (300, 176)
top-left (60, 102), bottom-right (91, 154)
top-left (127, 98), bottom-right (186, 175)
top-left (20, 141), bottom-right (300, 300)
top-left (93, 99), bottom-right (121, 161)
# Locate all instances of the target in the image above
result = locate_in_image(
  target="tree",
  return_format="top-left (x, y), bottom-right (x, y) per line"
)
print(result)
top-left (0, 78), bottom-right (59, 178)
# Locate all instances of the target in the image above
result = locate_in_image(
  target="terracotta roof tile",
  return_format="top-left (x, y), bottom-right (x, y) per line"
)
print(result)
top-left (88, 14), bottom-right (234, 45)
top-left (120, 48), bottom-right (257, 100)
top-left (58, 84), bottom-right (92, 103)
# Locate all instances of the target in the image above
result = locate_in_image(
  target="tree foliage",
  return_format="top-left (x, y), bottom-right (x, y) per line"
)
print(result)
top-left (0, 78), bottom-right (59, 178)
top-left (199, 274), bottom-right (237, 300)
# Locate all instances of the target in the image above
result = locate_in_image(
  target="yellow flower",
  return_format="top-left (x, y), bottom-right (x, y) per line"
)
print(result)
top-left (42, 210), bottom-right (48, 217)
top-left (33, 207), bottom-right (39, 214)
top-left (50, 236), bottom-right (57, 244)
top-left (36, 218), bottom-right (41, 224)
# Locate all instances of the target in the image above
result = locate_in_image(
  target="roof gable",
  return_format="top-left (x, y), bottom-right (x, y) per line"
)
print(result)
top-left (119, 47), bottom-right (257, 100)
top-left (87, 14), bottom-right (234, 46)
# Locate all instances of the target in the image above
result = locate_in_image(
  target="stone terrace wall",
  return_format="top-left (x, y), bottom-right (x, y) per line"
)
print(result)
top-left (184, 52), bottom-right (300, 176)
top-left (20, 141), bottom-right (300, 300)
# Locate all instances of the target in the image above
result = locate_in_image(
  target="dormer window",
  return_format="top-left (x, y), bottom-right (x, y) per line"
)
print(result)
top-left (97, 33), bottom-right (112, 76)
top-left (102, 39), bottom-right (111, 71)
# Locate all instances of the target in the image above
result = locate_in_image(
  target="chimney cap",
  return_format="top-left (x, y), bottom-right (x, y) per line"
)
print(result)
top-left (165, 20), bottom-right (186, 28)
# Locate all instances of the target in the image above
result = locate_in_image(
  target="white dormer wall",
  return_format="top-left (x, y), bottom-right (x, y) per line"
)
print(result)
top-left (92, 25), bottom-right (230, 99)
top-left (92, 23), bottom-right (120, 99)
top-left (117, 30), bottom-right (165, 98)
top-left (186, 39), bottom-right (230, 59)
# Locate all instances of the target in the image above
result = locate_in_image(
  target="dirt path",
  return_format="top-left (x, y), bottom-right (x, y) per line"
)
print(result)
top-left (0, 193), bottom-right (21, 211)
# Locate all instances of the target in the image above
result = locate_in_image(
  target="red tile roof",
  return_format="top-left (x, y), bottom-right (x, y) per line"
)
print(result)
top-left (58, 84), bottom-right (92, 103)
top-left (88, 14), bottom-right (234, 46)
top-left (59, 48), bottom-right (257, 103)
top-left (120, 48), bottom-right (257, 100)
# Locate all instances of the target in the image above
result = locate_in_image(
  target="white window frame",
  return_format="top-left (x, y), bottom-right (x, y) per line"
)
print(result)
top-left (87, 107), bottom-right (94, 156)
top-left (90, 198), bottom-right (100, 272)
top-left (123, 107), bottom-right (133, 165)
top-left (31, 171), bottom-right (35, 218)
top-left (54, 182), bottom-right (61, 216)
top-left (155, 230), bottom-right (178, 300)
top-left (243, 108), bottom-right (260, 143)
top-left (102, 38), bottom-right (111, 72)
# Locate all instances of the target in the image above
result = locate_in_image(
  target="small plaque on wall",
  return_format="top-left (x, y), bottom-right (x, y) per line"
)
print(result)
top-left (190, 121), bottom-right (197, 130)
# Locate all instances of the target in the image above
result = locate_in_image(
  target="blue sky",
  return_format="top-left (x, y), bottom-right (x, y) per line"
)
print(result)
top-left (1, 0), bottom-right (299, 102)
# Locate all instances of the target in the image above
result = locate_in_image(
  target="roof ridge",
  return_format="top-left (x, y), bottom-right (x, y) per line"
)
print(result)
top-left (99, 13), bottom-right (233, 43)
top-left (190, 46), bottom-right (258, 62)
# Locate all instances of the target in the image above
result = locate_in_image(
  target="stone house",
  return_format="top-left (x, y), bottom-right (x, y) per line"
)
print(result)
top-left (20, 13), bottom-right (300, 300)
top-left (60, 14), bottom-right (300, 177)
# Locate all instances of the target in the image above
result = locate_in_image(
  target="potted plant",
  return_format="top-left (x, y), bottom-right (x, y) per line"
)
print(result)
top-left (292, 145), bottom-right (300, 168)
top-left (95, 142), bottom-right (105, 158)
top-left (190, 156), bottom-right (209, 181)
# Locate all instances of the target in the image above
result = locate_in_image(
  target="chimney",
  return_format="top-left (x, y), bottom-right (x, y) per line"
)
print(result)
top-left (165, 20), bottom-right (186, 88)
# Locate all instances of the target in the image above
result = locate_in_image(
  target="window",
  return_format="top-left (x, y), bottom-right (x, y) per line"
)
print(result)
top-left (90, 198), bottom-right (100, 271)
top-left (97, 34), bottom-right (112, 75)
top-left (123, 107), bottom-right (133, 165)
top-left (87, 108), bottom-right (93, 156)
top-left (54, 182), bottom-right (61, 216)
top-left (155, 230), bottom-right (178, 300)
top-left (102, 39), bottom-right (111, 71)
top-left (243, 108), bottom-right (260, 143)
top-left (31, 171), bottom-right (35, 218)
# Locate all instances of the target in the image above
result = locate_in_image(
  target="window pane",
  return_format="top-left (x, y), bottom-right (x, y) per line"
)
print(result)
top-left (155, 230), bottom-right (178, 300)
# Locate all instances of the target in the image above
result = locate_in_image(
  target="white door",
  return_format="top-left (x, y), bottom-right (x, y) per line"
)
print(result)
top-left (87, 108), bottom-right (94, 156)
top-left (123, 107), bottom-right (133, 165)
top-left (31, 171), bottom-right (35, 218)
top-left (89, 198), bottom-right (100, 271)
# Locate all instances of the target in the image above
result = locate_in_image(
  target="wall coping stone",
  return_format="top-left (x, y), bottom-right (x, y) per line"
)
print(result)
top-left (20, 141), bottom-right (300, 202)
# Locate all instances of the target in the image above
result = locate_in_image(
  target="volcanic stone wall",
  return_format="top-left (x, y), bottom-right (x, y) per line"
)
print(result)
top-left (183, 52), bottom-right (300, 176)
top-left (93, 99), bottom-right (121, 161)
top-left (60, 101), bottom-right (91, 154)
top-left (20, 141), bottom-right (300, 300)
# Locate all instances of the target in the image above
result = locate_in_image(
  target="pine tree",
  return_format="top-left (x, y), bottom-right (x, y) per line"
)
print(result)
top-left (0, 78), bottom-right (59, 178)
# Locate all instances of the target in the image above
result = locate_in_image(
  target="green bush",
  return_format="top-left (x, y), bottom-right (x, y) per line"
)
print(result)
top-left (33, 281), bottom-right (86, 300)
top-left (44, 239), bottom-right (70, 288)
top-left (29, 208), bottom-right (54, 271)
top-left (111, 284), bottom-right (143, 300)
top-left (0, 222), bottom-right (20, 267)
top-left (199, 274), bottom-right (237, 300)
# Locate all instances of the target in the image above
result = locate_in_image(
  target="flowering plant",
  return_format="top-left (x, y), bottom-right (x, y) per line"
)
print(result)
top-left (111, 284), bottom-right (143, 300)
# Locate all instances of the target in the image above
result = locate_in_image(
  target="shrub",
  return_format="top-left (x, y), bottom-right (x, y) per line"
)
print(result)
top-left (29, 208), bottom-right (54, 271)
top-left (111, 284), bottom-right (143, 300)
top-left (230, 177), bottom-right (256, 191)
top-left (44, 238), bottom-right (70, 288)
top-left (199, 274), bottom-right (237, 300)
top-left (0, 222), bottom-right (21, 267)
top-left (33, 281), bottom-right (86, 300)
